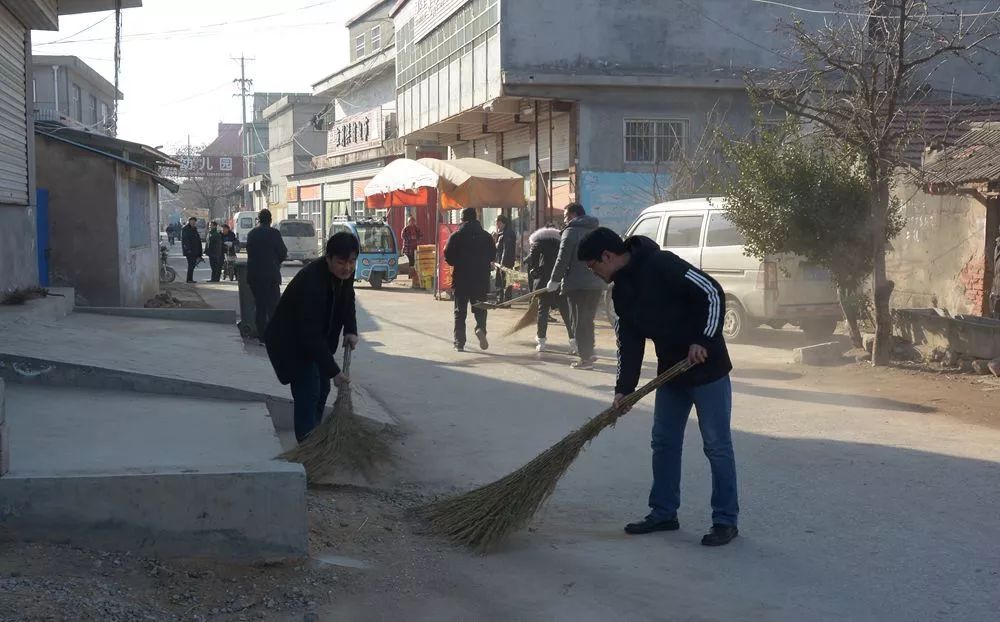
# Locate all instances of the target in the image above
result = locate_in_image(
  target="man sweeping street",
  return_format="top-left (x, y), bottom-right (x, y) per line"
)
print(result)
top-left (578, 227), bottom-right (740, 547)
top-left (265, 232), bottom-right (360, 442)
top-left (444, 207), bottom-right (496, 352)
top-left (547, 203), bottom-right (604, 369)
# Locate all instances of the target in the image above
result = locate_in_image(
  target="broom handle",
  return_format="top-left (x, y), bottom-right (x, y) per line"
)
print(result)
top-left (489, 289), bottom-right (540, 309)
top-left (615, 359), bottom-right (695, 412)
top-left (342, 346), bottom-right (352, 376)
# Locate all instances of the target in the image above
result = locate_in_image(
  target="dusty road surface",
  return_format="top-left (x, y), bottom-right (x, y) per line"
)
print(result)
top-left (3, 278), bottom-right (999, 621)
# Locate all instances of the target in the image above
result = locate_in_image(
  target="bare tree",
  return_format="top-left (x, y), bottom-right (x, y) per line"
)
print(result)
top-left (747, 0), bottom-right (1000, 365)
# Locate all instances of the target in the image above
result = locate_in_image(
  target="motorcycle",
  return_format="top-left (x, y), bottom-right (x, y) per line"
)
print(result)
top-left (159, 244), bottom-right (177, 283)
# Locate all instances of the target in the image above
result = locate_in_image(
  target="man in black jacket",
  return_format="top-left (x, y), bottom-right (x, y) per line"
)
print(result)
top-left (493, 214), bottom-right (516, 303)
top-left (444, 207), bottom-right (497, 352)
top-left (578, 227), bottom-right (740, 547)
top-left (245, 209), bottom-right (287, 340)
top-left (205, 221), bottom-right (224, 282)
top-left (265, 232), bottom-right (360, 442)
top-left (181, 217), bottom-right (203, 283)
top-left (525, 224), bottom-right (573, 352)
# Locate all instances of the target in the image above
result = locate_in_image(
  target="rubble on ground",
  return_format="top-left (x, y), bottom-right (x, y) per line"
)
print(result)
top-left (144, 292), bottom-right (183, 308)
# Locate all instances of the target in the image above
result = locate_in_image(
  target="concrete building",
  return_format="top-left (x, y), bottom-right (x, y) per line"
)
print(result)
top-left (262, 94), bottom-right (328, 222)
top-left (287, 0), bottom-right (445, 249)
top-left (0, 0), bottom-right (141, 296)
top-left (239, 92), bottom-right (297, 213)
top-left (389, 0), bottom-right (1000, 235)
top-left (34, 122), bottom-right (177, 307)
top-left (31, 55), bottom-right (120, 136)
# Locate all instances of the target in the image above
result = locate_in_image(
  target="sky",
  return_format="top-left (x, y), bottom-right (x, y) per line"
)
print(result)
top-left (31, 0), bottom-right (377, 152)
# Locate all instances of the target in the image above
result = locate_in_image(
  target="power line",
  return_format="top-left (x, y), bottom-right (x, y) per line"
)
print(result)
top-left (750, 0), bottom-right (1000, 19)
top-left (43, 14), bottom-right (112, 44)
top-left (33, 0), bottom-right (338, 47)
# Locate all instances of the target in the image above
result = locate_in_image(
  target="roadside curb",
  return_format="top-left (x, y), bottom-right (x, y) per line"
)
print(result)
top-left (76, 306), bottom-right (236, 324)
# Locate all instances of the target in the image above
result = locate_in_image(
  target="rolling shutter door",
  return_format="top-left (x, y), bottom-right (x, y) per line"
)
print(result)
top-left (0, 7), bottom-right (28, 205)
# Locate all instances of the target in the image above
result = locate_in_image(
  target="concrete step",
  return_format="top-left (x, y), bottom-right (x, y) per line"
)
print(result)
top-left (0, 384), bottom-right (306, 561)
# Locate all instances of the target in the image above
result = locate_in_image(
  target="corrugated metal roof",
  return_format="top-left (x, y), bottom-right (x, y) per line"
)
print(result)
top-left (892, 102), bottom-right (1000, 165)
top-left (922, 123), bottom-right (1000, 185)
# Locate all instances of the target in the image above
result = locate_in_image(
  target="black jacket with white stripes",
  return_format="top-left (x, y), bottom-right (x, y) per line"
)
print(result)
top-left (612, 235), bottom-right (732, 394)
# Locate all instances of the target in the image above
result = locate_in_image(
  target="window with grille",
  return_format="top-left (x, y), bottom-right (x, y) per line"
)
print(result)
top-left (370, 26), bottom-right (381, 51)
top-left (624, 119), bottom-right (687, 164)
top-left (355, 33), bottom-right (366, 58)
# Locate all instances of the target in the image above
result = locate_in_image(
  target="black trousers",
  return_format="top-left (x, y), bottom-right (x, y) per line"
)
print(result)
top-left (208, 255), bottom-right (222, 281)
top-left (537, 291), bottom-right (573, 340)
top-left (454, 292), bottom-right (487, 347)
top-left (249, 279), bottom-right (280, 339)
top-left (567, 290), bottom-right (602, 360)
top-left (185, 256), bottom-right (199, 282)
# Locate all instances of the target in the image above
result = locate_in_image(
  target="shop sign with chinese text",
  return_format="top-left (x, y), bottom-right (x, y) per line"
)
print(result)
top-left (327, 108), bottom-right (383, 156)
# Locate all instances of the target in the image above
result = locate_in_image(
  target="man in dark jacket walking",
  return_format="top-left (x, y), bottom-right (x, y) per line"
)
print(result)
top-left (245, 209), bottom-right (288, 340)
top-left (181, 217), bottom-right (203, 283)
top-left (205, 221), bottom-right (224, 282)
top-left (578, 227), bottom-right (739, 547)
top-left (547, 203), bottom-right (605, 369)
top-left (493, 214), bottom-right (517, 303)
top-left (265, 232), bottom-right (360, 442)
top-left (525, 224), bottom-right (573, 352)
top-left (444, 207), bottom-right (497, 352)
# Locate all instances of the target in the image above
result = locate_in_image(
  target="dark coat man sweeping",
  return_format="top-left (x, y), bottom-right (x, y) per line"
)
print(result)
top-left (444, 207), bottom-right (497, 352)
top-left (265, 232), bottom-right (360, 442)
top-left (181, 217), bottom-right (203, 283)
top-left (245, 209), bottom-right (287, 341)
top-left (525, 224), bottom-right (573, 352)
top-left (578, 227), bottom-right (740, 547)
top-left (493, 214), bottom-right (517, 303)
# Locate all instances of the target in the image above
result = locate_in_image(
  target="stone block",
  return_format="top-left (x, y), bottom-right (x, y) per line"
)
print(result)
top-left (989, 359), bottom-right (1000, 378)
top-left (863, 334), bottom-right (876, 353)
top-left (794, 342), bottom-right (847, 366)
top-left (971, 360), bottom-right (993, 375)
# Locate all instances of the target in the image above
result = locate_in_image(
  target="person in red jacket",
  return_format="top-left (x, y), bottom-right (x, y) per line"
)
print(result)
top-left (401, 216), bottom-right (422, 272)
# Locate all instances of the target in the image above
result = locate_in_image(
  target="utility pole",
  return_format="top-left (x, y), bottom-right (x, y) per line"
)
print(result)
top-left (232, 55), bottom-right (254, 212)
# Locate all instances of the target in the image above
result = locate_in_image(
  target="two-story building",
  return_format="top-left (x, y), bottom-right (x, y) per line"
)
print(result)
top-left (262, 94), bottom-right (328, 222)
top-left (1, 0), bottom-right (141, 294)
top-left (31, 54), bottom-right (120, 136)
top-left (284, 0), bottom-right (444, 251)
top-left (389, 0), bottom-right (1000, 235)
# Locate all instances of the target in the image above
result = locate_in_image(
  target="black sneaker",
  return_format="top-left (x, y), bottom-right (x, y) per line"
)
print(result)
top-left (701, 524), bottom-right (739, 547)
top-left (454, 344), bottom-right (465, 352)
top-left (624, 516), bottom-right (680, 535)
top-left (571, 359), bottom-right (594, 370)
top-left (475, 328), bottom-right (489, 350)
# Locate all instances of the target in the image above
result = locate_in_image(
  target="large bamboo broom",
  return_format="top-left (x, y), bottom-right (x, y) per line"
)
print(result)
top-left (281, 348), bottom-right (391, 483)
top-left (502, 295), bottom-right (540, 336)
top-left (420, 358), bottom-right (694, 551)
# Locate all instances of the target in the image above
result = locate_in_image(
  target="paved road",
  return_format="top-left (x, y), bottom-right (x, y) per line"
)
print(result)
top-left (183, 270), bottom-right (1000, 621)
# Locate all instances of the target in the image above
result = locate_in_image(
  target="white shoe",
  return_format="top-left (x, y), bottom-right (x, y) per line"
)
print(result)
top-left (568, 339), bottom-right (578, 356)
top-left (535, 337), bottom-right (546, 352)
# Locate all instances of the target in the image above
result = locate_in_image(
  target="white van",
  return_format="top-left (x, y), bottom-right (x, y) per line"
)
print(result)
top-left (277, 219), bottom-right (318, 264)
top-left (232, 211), bottom-right (257, 251)
top-left (620, 197), bottom-right (842, 341)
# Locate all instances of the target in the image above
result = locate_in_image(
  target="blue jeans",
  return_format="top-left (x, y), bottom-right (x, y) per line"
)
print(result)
top-left (290, 363), bottom-right (331, 442)
top-left (648, 375), bottom-right (739, 526)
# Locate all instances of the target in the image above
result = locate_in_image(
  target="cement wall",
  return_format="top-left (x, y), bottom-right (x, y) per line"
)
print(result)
top-left (31, 62), bottom-right (114, 128)
top-left (34, 136), bottom-right (120, 305)
top-left (115, 164), bottom-right (158, 307)
top-left (0, 203), bottom-right (39, 292)
top-left (334, 70), bottom-right (394, 120)
top-left (887, 184), bottom-right (998, 316)
top-left (499, 0), bottom-right (999, 98)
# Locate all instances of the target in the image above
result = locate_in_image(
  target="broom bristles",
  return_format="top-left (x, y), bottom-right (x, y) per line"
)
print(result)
top-left (281, 366), bottom-right (392, 482)
top-left (503, 296), bottom-right (539, 336)
top-left (419, 359), bottom-right (693, 551)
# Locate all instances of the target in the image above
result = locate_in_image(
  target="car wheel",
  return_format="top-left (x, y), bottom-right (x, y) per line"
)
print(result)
top-left (369, 272), bottom-right (384, 290)
top-left (801, 319), bottom-right (838, 341)
top-left (722, 300), bottom-right (748, 342)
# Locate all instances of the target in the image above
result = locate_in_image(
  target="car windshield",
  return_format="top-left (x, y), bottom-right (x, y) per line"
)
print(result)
top-left (279, 221), bottom-right (315, 237)
top-left (239, 217), bottom-right (254, 228)
top-left (356, 224), bottom-right (395, 253)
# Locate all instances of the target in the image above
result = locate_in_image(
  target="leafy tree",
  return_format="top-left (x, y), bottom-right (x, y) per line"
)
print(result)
top-left (721, 122), bottom-right (903, 348)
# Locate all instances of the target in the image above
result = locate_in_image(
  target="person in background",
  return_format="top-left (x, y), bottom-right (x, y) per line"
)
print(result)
top-left (220, 223), bottom-right (239, 282)
top-left (444, 207), bottom-right (497, 352)
top-left (493, 214), bottom-right (517, 303)
top-left (547, 203), bottom-right (605, 369)
top-left (181, 217), bottom-right (203, 284)
top-left (245, 208), bottom-right (288, 342)
top-left (578, 226), bottom-right (739, 547)
top-left (166, 222), bottom-right (177, 246)
top-left (401, 216), bottom-right (422, 271)
top-left (265, 232), bottom-right (360, 442)
top-left (525, 223), bottom-right (574, 353)
top-left (205, 221), bottom-right (224, 283)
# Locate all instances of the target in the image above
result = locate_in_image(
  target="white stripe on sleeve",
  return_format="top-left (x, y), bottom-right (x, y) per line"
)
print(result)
top-left (685, 270), bottom-right (721, 337)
